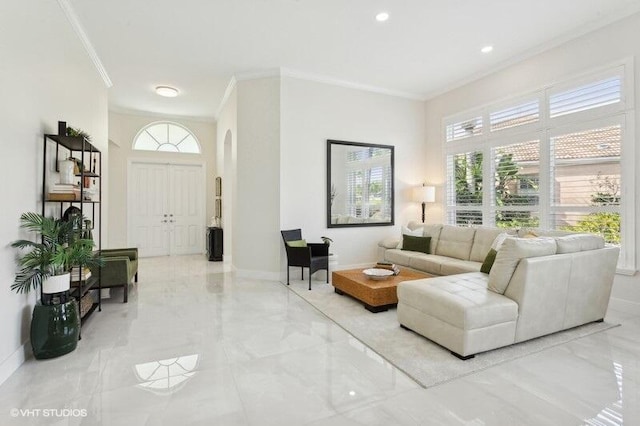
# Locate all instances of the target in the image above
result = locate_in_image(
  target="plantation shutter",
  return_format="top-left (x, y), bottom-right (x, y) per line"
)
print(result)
top-left (549, 73), bottom-right (622, 119)
top-left (492, 140), bottom-right (540, 227)
top-left (447, 151), bottom-right (483, 225)
top-left (489, 99), bottom-right (540, 132)
top-left (445, 116), bottom-right (483, 142)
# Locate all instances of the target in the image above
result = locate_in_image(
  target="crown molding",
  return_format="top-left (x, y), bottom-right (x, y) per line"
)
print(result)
top-left (235, 68), bottom-right (282, 81)
top-left (215, 76), bottom-right (238, 119)
top-left (57, 0), bottom-right (112, 88)
top-left (214, 66), bottom-right (426, 116)
top-left (280, 68), bottom-right (425, 101)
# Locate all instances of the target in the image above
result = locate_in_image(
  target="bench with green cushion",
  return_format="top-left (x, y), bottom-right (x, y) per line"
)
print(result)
top-left (94, 248), bottom-right (138, 303)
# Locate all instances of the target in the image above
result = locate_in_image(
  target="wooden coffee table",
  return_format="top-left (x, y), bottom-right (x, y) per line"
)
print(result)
top-left (332, 268), bottom-right (431, 312)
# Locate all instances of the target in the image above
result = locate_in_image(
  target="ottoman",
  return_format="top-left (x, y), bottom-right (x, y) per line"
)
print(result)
top-left (397, 272), bottom-right (518, 359)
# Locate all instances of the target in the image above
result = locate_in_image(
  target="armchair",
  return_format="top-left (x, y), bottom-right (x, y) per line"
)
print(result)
top-left (281, 229), bottom-right (329, 290)
top-left (94, 248), bottom-right (138, 303)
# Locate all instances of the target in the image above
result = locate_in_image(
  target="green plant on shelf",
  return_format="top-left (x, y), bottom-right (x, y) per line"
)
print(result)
top-left (11, 212), bottom-right (103, 294)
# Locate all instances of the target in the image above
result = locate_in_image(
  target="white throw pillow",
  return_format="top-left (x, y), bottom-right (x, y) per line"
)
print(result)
top-left (491, 232), bottom-right (510, 251)
top-left (396, 226), bottom-right (424, 249)
top-left (488, 237), bottom-right (557, 294)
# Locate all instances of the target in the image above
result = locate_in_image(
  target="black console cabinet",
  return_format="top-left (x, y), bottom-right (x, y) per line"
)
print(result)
top-left (207, 227), bottom-right (223, 261)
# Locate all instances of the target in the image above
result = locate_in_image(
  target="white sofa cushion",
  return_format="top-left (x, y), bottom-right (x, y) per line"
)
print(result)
top-left (398, 273), bottom-right (518, 330)
top-left (517, 228), bottom-right (573, 238)
top-left (440, 258), bottom-right (482, 275)
top-left (435, 225), bottom-right (476, 260)
top-left (385, 249), bottom-right (424, 267)
top-left (555, 234), bottom-right (605, 254)
top-left (488, 237), bottom-right (557, 294)
top-left (469, 228), bottom-right (505, 262)
top-left (408, 254), bottom-right (451, 275)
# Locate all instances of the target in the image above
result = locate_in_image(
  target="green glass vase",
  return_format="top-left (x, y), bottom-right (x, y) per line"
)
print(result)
top-left (31, 300), bottom-right (80, 359)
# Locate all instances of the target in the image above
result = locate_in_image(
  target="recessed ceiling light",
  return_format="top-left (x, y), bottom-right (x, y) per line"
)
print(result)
top-left (376, 12), bottom-right (389, 22)
top-left (155, 86), bottom-right (179, 97)
top-left (481, 45), bottom-right (494, 53)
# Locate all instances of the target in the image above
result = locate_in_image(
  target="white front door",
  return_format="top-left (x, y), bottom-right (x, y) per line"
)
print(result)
top-left (129, 162), bottom-right (204, 257)
top-left (168, 164), bottom-right (204, 255)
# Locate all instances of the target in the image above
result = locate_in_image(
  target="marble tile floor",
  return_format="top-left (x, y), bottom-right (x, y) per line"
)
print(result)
top-left (0, 255), bottom-right (638, 425)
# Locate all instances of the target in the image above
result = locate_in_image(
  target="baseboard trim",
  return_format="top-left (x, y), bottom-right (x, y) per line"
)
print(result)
top-left (609, 297), bottom-right (640, 315)
top-left (0, 341), bottom-right (30, 387)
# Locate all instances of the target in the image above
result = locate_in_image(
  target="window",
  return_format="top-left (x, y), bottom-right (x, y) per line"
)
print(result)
top-left (447, 151), bottom-right (483, 225)
top-left (493, 140), bottom-right (540, 229)
top-left (445, 116), bottom-right (483, 142)
top-left (443, 63), bottom-right (634, 272)
top-left (490, 99), bottom-right (539, 132)
top-left (550, 124), bottom-right (621, 244)
top-left (133, 122), bottom-right (201, 154)
top-left (549, 75), bottom-right (622, 118)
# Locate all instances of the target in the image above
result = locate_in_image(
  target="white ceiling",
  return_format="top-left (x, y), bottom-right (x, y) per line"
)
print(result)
top-left (69, 0), bottom-right (640, 120)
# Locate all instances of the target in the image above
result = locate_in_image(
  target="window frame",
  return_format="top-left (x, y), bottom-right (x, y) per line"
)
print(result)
top-left (132, 121), bottom-right (202, 154)
top-left (442, 60), bottom-right (636, 274)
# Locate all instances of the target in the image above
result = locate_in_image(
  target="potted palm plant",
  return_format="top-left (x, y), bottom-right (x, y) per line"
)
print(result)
top-left (11, 212), bottom-right (102, 359)
top-left (12, 212), bottom-right (100, 294)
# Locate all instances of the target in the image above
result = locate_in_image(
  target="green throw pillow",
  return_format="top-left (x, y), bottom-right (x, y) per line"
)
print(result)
top-left (481, 248), bottom-right (498, 274)
top-left (401, 235), bottom-right (431, 254)
top-left (286, 239), bottom-right (307, 247)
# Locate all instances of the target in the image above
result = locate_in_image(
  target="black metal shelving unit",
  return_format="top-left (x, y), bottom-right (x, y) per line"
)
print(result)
top-left (42, 131), bottom-right (102, 327)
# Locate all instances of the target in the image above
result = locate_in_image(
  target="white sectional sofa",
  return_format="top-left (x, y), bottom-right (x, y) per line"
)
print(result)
top-left (378, 222), bottom-right (620, 359)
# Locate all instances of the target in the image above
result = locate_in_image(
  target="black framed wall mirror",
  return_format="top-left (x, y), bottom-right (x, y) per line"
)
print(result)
top-left (327, 140), bottom-right (394, 228)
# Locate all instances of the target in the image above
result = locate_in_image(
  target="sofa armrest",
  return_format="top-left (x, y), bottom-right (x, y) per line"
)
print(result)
top-left (100, 248), bottom-right (138, 261)
top-left (504, 246), bottom-right (619, 343)
top-left (379, 238), bottom-right (400, 249)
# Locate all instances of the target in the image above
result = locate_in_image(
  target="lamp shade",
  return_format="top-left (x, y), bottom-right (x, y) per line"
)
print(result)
top-left (414, 185), bottom-right (435, 203)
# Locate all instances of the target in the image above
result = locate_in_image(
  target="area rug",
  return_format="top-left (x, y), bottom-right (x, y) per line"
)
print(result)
top-left (285, 279), bottom-right (619, 388)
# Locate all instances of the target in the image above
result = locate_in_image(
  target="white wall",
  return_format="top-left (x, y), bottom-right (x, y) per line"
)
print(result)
top-left (0, 0), bottom-right (108, 384)
top-left (424, 12), bottom-right (640, 308)
top-left (281, 77), bottom-right (427, 269)
top-left (215, 87), bottom-right (238, 262)
top-left (108, 112), bottom-right (216, 249)
top-left (234, 78), bottom-right (281, 277)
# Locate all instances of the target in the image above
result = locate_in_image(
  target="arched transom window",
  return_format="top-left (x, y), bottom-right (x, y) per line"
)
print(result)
top-left (133, 122), bottom-right (201, 154)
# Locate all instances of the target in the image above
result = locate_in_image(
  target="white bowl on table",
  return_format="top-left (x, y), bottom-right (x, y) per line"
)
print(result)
top-left (362, 268), bottom-right (394, 280)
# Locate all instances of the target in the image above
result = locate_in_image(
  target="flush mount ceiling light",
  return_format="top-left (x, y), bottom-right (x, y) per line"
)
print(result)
top-left (481, 45), bottom-right (494, 53)
top-left (155, 86), bottom-right (179, 97)
top-left (375, 12), bottom-right (389, 22)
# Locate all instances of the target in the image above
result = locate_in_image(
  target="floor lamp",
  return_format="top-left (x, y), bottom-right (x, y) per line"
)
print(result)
top-left (414, 185), bottom-right (435, 223)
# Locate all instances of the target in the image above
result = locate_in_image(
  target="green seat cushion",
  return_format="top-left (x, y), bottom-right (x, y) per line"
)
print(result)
top-left (401, 235), bottom-right (431, 254)
top-left (481, 248), bottom-right (498, 274)
top-left (286, 239), bottom-right (307, 247)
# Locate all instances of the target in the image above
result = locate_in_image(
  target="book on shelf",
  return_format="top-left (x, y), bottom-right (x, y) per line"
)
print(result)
top-left (47, 192), bottom-right (79, 201)
top-left (70, 267), bottom-right (92, 282)
top-left (50, 184), bottom-right (79, 193)
top-left (51, 183), bottom-right (79, 190)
